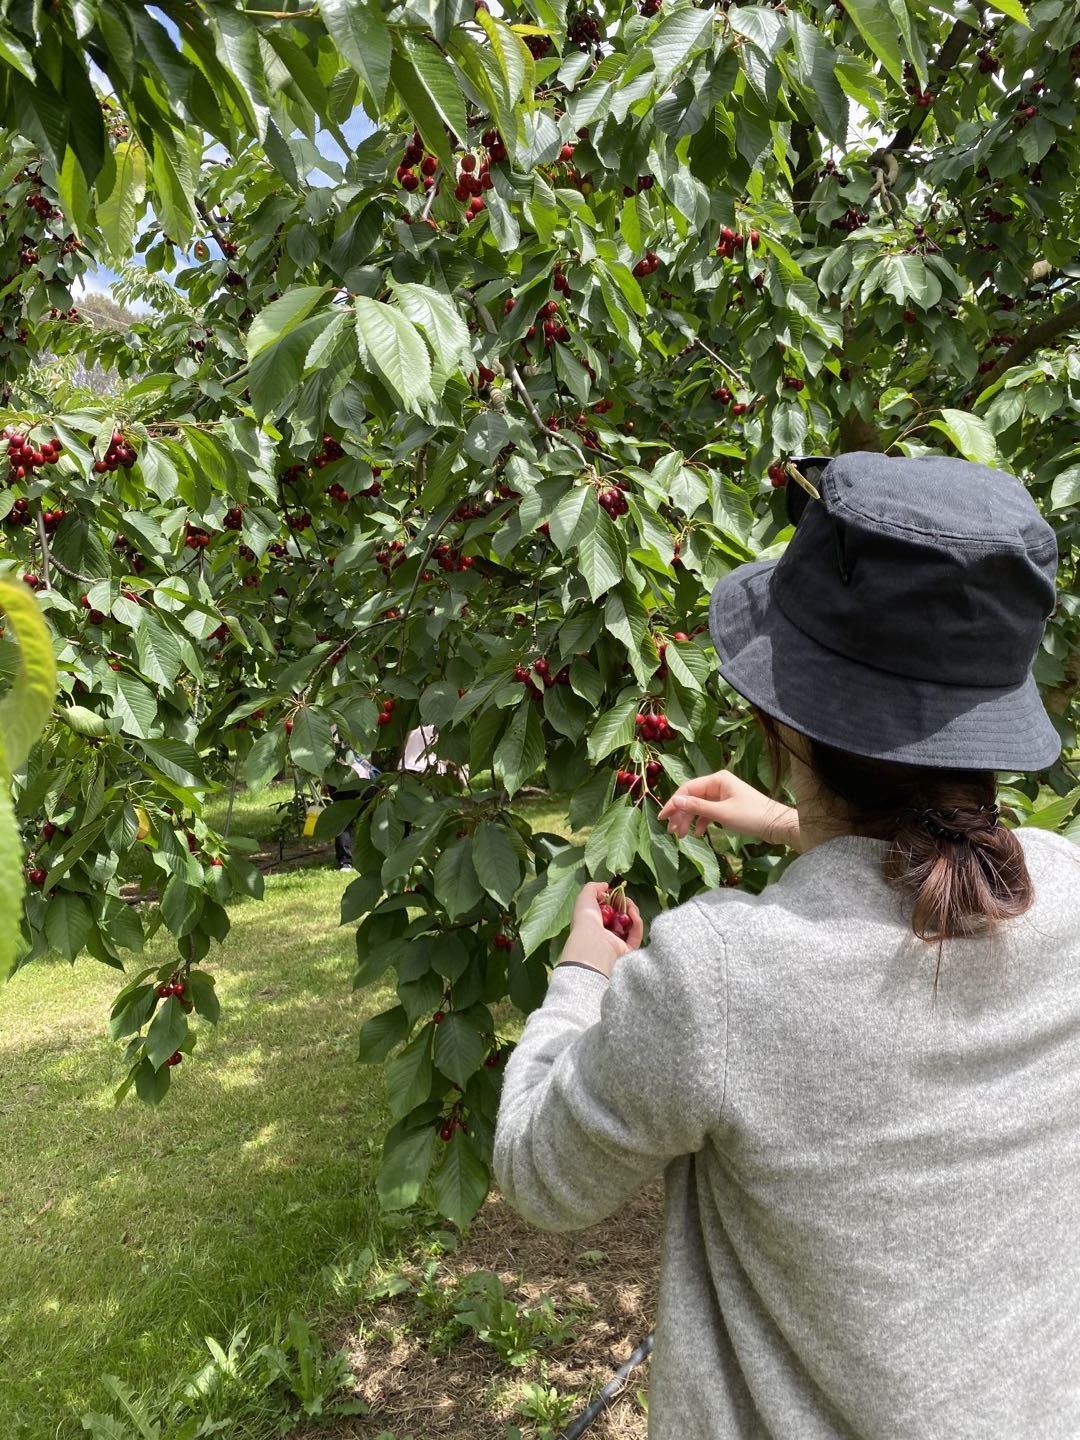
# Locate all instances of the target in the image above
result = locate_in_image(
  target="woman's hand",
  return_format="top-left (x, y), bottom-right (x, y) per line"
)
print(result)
top-left (558, 882), bottom-right (644, 979)
top-left (657, 769), bottom-right (801, 849)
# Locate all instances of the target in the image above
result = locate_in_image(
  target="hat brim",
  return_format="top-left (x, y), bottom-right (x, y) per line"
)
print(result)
top-left (708, 560), bottom-right (1062, 771)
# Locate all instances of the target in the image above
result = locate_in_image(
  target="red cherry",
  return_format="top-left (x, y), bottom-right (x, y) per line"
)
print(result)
top-left (433, 1010), bottom-right (446, 1023)
top-left (27, 867), bottom-right (46, 887)
top-left (42, 822), bottom-right (56, 841)
top-left (210, 857), bottom-right (224, 867)
top-left (284, 718), bottom-right (293, 734)
top-left (672, 631), bottom-right (689, 642)
top-left (600, 903), bottom-right (616, 928)
top-left (167, 1051), bottom-right (183, 1067)
top-left (439, 1123), bottom-right (454, 1141)
top-left (559, 144), bottom-right (575, 161)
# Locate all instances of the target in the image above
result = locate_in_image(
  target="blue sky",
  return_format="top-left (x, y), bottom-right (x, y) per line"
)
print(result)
top-left (80, 11), bottom-right (375, 305)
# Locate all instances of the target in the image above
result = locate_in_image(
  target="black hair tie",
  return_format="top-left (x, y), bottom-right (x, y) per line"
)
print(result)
top-left (909, 804), bottom-right (1000, 844)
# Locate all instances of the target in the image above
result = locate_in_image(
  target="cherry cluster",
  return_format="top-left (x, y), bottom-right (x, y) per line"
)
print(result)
top-left (377, 697), bottom-right (396, 728)
top-left (79, 594), bottom-right (106, 625)
top-left (454, 152), bottom-right (494, 223)
top-left (600, 896), bottom-right (633, 940)
top-left (524, 33), bottom-right (552, 57)
top-left (636, 708), bottom-right (674, 743)
top-left (567, 8), bottom-right (602, 49)
top-left (976, 47), bottom-right (999, 74)
top-left (375, 538), bottom-right (407, 572)
top-left (224, 506), bottom-right (244, 531)
top-left (533, 297), bottom-right (570, 347)
top-left (831, 207), bottom-right (869, 233)
top-left (493, 931), bottom-right (513, 951)
top-left (513, 657), bottom-right (571, 697)
top-left (26, 864), bottom-right (47, 887)
top-left (42, 506), bottom-right (65, 530)
top-left (632, 250), bottom-right (660, 278)
top-left (268, 542), bottom-right (288, 558)
top-left (156, 975), bottom-right (187, 1000)
top-left (641, 0), bottom-right (662, 15)
top-left (360, 465), bottom-right (382, 498)
top-left (325, 482), bottom-right (349, 503)
top-left (782, 375), bottom-right (806, 392)
top-left (4, 496), bottom-right (29, 527)
top-left (166, 1051), bottom-right (183, 1068)
top-left (715, 225), bottom-right (759, 259)
top-left (438, 1112), bottom-right (468, 1143)
top-left (184, 522), bottom-right (212, 549)
top-left (311, 434), bottom-right (344, 469)
top-left (622, 173), bottom-right (655, 197)
top-left (286, 511), bottom-right (312, 532)
top-left (396, 130), bottom-right (437, 193)
top-left (279, 463), bottom-right (305, 485)
top-left (5, 428), bottom-right (62, 481)
top-left (433, 543), bottom-right (473, 572)
top-left (598, 482), bottom-right (630, 518)
top-left (553, 260), bottom-right (571, 296)
top-left (93, 431), bottom-right (137, 473)
top-left (768, 462), bottom-right (787, 487)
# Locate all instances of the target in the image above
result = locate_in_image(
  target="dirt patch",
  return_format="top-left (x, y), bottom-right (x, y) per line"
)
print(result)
top-left (316, 1180), bottom-right (664, 1438)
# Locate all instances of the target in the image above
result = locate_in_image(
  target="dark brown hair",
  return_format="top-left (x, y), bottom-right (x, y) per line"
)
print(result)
top-left (753, 707), bottom-right (1035, 962)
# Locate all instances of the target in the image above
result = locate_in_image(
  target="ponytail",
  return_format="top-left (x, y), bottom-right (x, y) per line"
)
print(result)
top-left (752, 708), bottom-right (1035, 952)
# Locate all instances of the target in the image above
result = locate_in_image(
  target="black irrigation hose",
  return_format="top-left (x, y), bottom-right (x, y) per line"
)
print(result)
top-left (557, 1330), bottom-right (655, 1440)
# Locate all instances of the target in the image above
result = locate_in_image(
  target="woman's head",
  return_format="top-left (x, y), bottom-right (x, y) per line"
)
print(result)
top-left (752, 706), bottom-right (1034, 952)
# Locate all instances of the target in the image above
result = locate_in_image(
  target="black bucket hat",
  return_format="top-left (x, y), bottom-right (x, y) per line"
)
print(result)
top-left (707, 451), bottom-right (1061, 770)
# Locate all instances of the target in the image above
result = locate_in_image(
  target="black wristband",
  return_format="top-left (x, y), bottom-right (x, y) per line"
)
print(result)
top-left (555, 960), bottom-right (609, 978)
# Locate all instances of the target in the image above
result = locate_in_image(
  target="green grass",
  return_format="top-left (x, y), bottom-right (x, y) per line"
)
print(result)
top-left (0, 865), bottom-right (397, 1439)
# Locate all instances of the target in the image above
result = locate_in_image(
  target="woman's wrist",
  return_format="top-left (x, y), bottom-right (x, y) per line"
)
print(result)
top-left (764, 805), bottom-right (802, 851)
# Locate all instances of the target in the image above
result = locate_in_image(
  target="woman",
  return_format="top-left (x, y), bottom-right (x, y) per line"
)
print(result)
top-left (493, 452), bottom-right (1080, 1439)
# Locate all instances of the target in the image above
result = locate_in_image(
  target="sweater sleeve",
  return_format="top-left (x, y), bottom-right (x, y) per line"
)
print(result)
top-left (492, 902), bottom-right (728, 1233)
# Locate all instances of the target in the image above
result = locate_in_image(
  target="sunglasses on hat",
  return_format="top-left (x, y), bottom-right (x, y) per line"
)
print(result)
top-left (782, 455), bottom-right (831, 528)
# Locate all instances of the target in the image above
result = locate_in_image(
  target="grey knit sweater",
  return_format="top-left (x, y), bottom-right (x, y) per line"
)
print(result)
top-left (493, 827), bottom-right (1080, 1439)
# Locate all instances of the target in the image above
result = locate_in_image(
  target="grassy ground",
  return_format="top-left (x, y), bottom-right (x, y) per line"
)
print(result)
top-left (0, 782), bottom-right (594, 1439)
top-left (0, 862), bottom-right (394, 1439)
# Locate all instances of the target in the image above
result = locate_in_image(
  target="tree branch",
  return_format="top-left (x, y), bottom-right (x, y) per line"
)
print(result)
top-left (977, 295), bottom-right (1080, 392)
top-left (195, 197), bottom-right (230, 254)
top-left (888, 21), bottom-right (977, 152)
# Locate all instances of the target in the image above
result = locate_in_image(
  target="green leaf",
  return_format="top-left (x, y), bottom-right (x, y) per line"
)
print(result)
top-left (493, 701), bottom-right (545, 797)
top-left (247, 286), bottom-right (331, 360)
top-left (160, 875), bottom-right (202, 937)
top-left (433, 839), bottom-right (484, 920)
top-left (248, 311), bottom-right (336, 419)
top-left (97, 141), bottom-right (147, 262)
top-left (648, 5), bottom-right (714, 89)
top-left (321, 0), bottom-right (391, 105)
top-left (549, 486), bottom-right (595, 553)
top-left (0, 28), bottom-right (35, 81)
top-left (471, 821), bottom-right (522, 907)
top-left (389, 281), bottom-right (472, 374)
top-left (786, 13), bottom-right (847, 143)
top-left (434, 1011), bottom-right (485, 1087)
top-left (354, 297), bottom-right (433, 411)
top-left (358, 1005), bottom-right (411, 1063)
top-left (0, 579), bottom-right (58, 770)
top-left (145, 995), bottom-right (188, 1070)
top-left (576, 513), bottom-right (623, 601)
top-left (929, 410), bottom-right (1000, 467)
top-left (985, 0), bottom-right (1028, 23)
top-left (44, 893), bottom-right (93, 962)
top-left (134, 1055), bottom-right (171, 1105)
top-left (587, 694), bottom-right (639, 763)
top-left (378, 1123), bottom-right (437, 1210)
top-left (385, 1026), bottom-right (435, 1120)
top-left (584, 798), bottom-right (639, 876)
top-left (400, 31), bottom-right (468, 144)
top-left (288, 707), bottom-right (333, 775)
top-left (244, 727), bottom-right (286, 791)
top-left (1024, 786), bottom-right (1080, 832)
top-left (518, 849), bottom-right (586, 957)
top-left (109, 673), bottom-right (157, 739)
top-left (1049, 465), bottom-right (1080, 512)
top-left (839, 0), bottom-right (903, 84)
top-left (433, 1128), bottom-right (489, 1229)
top-left (137, 739), bottom-right (204, 792)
